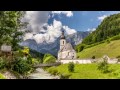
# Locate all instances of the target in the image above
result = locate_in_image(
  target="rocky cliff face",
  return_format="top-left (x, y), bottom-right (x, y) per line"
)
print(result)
top-left (20, 31), bottom-right (89, 56)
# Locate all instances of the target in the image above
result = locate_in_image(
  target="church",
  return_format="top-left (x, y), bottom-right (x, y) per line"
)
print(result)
top-left (58, 31), bottom-right (76, 60)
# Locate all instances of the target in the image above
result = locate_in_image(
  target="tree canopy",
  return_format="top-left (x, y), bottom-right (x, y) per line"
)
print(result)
top-left (82, 13), bottom-right (120, 45)
top-left (0, 11), bottom-right (27, 51)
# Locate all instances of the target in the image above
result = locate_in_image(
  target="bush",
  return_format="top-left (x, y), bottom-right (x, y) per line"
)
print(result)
top-left (26, 54), bottom-right (32, 64)
top-left (60, 73), bottom-right (71, 79)
top-left (0, 57), bottom-right (6, 69)
top-left (48, 68), bottom-right (59, 75)
top-left (51, 69), bottom-right (59, 75)
top-left (31, 58), bottom-right (40, 65)
top-left (116, 55), bottom-right (120, 58)
top-left (43, 54), bottom-right (56, 64)
top-left (68, 62), bottom-right (74, 72)
top-left (12, 57), bottom-right (32, 75)
top-left (106, 39), bottom-right (110, 43)
top-left (92, 56), bottom-right (95, 59)
top-left (75, 44), bottom-right (86, 52)
top-left (97, 58), bottom-right (109, 73)
top-left (110, 34), bottom-right (120, 41)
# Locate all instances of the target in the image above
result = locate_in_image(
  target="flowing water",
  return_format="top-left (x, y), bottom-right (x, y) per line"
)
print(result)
top-left (28, 68), bottom-right (59, 79)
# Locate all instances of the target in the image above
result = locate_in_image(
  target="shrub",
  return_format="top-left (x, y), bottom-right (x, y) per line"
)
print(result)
top-left (51, 69), bottom-right (59, 75)
top-left (12, 57), bottom-right (32, 75)
top-left (116, 55), bottom-right (120, 58)
top-left (97, 58), bottom-right (109, 73)
top-left (75, 44), bottom-right (86, 52)
top-left (68, 62), bottom-right (74, 72)
top-left (0, 57), bottom-right (6, 69)
top-left (110, 34), bottom-right (120, 41)
top-left (60, 73), bottom-right (71, 79)
top-left (31, 58), bottom-right (40, 65)
top-left (43, 54), bottom-right (56, 64)
top-left (26, 54), bottom-right (32, 64)
top-left (92, 56), bottom-right (95, 59)
top-left (106, 39), bottom-right (110, 43)
top-left (22, 47), bottom-right (29, 56)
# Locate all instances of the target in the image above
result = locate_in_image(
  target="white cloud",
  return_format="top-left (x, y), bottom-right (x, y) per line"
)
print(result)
top-left (24, 33), bottom-right (33, 40)
top-left (22, 11), bottom-right (76, 44)
top-left (52, 11), bottom-right (73, 17)
top-left (22, 11), bottom-right (50, 33)
top-left (33, 19), bottom-right (76, 43)
top-left (63, 26), bottom-right (76, 35)
top-left (98, 15), bottom-right (107, 21)
top-left (87, 28), bottom-right (96, 32)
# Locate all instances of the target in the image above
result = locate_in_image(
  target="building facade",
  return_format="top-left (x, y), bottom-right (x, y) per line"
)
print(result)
top-left (58, 31), bottom-right (76, 60)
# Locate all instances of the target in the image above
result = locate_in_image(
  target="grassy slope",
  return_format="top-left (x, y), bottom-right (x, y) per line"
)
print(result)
top-left (47, 64), bottom-right (120, 79)
top-left (0, 73), bottom-right (6, 79)
top-left (77, 40), bottom-right (120, 59)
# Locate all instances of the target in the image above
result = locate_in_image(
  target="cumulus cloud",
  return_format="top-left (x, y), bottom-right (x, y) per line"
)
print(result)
top-left (22, 11), bottom-right (76, 44)
top-left (22, 11), bottom-right (50, 33)
top-left (98, 15), bottom-right (107, 21)
top-left (63, 26), bottom-right (76, 35)
top-left (52, 11), bottom-right (73, 17)
top-left (33, 19), bottom-right (76, 43)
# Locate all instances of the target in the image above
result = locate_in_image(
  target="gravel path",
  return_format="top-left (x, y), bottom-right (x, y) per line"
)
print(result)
top-left (28, 68), bottom-right (59, 79)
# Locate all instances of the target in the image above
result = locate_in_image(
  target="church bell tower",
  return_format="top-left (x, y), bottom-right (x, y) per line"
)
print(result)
top-left (60, 30), bottom-right (66, 50)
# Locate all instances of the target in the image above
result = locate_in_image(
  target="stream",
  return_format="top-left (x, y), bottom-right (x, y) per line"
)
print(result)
top-left (28, 68), bottom-right (59, 79)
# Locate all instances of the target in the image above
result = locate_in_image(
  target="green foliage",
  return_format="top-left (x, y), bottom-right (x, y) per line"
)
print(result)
top-left (112, 68), bottom-right (120, 79)
top-left (29, 49), bottom-right (44, 63)
top-left (92, 56), bottom-right (95, 59)
top-left (116, 55), bottom-right (120, 58)
top-left (31, 58), bottom-right (40, 65)
top-left (110, 34), bottom-right (120, 41)
top-left (77, 40), bottom-right (120, 59)
top-left (12, 57), bottom-right (32, 75)
top-left (97, 58), bottom-right (109, 73)
top-left (106, 39), bottom-right (110, 43)
top-left (43, 54), bottom-right (56, 64)
top-left (60, 73), bottom-right (71, 79)
top-left (0, 57), bottom-right (6, 69)
top-left (82, 13), bottom-right (120, 45)
top-left (48, 69), bottom-right (59, 75)
top-left (47, 64), bottom-right (120, 79)
top-left (75, 44), bottom-right (86, 52)
top-left (0, 73), bottom-right (6, 79)
top-left (22, 47), bottom-right (29, 55)
top-left (26, 54), bottom-right (32, 64)
top-left (0, 11), bottom-right (27, 50)
top-left (68, 62), bottom-right (74, 72)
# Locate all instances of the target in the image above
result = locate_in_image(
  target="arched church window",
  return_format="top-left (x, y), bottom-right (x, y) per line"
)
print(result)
top-left (63, 41), bottom-right (64, 44)
top-left (68, 52), bottom-right (69, 55)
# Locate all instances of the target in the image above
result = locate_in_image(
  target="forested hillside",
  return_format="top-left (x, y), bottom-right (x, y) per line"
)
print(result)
top-left (82, 13), bottom-right (120, 45)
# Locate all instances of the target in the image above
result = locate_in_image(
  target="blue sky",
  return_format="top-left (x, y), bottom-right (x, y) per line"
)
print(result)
top-left (23, 11), bottom-right (120, 43)
top-left (48, 11), bottom-right (120, 32)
